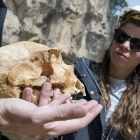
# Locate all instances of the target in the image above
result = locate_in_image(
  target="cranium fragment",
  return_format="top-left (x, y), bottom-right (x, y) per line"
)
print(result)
top-left (0, 41), bottom-right (85, 104)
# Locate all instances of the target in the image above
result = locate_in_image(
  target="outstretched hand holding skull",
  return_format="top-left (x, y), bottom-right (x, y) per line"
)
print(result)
top-left (0, 41), bottom-right (103, 139)
top-left (19, 82), bottom-right (102, 139)
top-left (0, 82), bottom-right (102, 139)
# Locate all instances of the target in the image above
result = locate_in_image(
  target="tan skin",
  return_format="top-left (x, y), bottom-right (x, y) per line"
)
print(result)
top-left (0, 82), bottom-right (102, 139)
top-left (109, 23), bottom-right (140, 80)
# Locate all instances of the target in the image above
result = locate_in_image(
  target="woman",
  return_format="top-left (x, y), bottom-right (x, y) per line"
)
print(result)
top-left (22, 5), bottom-right (140, 140)
top-left (45, 6), bottom-right (140, 140)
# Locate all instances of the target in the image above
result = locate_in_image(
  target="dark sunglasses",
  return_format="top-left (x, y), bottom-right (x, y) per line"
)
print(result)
top-left (114, 29), bottom-right (140, 52)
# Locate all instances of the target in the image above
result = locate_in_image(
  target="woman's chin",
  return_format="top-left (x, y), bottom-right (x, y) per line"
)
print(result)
top-left (110, 59), bottom-right (127, 69)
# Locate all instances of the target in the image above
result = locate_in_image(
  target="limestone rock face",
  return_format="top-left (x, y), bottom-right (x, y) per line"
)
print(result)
top-left (3, 0), bottom-right (116, 64)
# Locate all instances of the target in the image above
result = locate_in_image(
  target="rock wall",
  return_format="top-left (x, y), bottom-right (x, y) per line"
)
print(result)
top-left (3, 0), bottom-right (116, 64)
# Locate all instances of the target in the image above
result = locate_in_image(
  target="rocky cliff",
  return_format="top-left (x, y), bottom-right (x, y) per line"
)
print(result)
top-left (3, 0), bottom-right (116, 64)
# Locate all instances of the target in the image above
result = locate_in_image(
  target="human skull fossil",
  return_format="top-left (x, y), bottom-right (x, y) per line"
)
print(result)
top-left (0, 41), bottom-right (85, 104)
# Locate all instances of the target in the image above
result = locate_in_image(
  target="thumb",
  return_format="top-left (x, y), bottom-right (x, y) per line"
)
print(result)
top-left (37, 104), bottom-right (87, 123)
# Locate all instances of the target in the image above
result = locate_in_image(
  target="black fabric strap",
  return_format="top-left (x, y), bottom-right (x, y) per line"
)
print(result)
top-left (0, 0), bottom-right (7, 47)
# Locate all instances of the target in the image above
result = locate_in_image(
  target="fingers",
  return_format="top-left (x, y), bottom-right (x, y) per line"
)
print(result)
top-left (46, 102), bottom-right (103, 136)
top-left (38, 82), bottom-right (52, 107)
top-left (66, 99), bottom-right (71, 103)
top-left (46, 100), bottom-right (101, 122)
top-left (48, 93), bottom-right (71, 106)
top-left (36, 103), bottom-right (87, 124)
top-left (70, 103), bottom-right (103, 131)
top-left (52, 88), bottom-right (71, 104)
top-left (39, 83), bottom-right (65, 107)
top-left (77, 99), bottom-right (87, 105)
top-left (52, 88), bottom-right (61, 100)
top-left (76, 104), bottom-right (102, 130)
top-left (22, 88), bottom-right (32, 102)
top-left (84, 100), bottom-right (98, 110)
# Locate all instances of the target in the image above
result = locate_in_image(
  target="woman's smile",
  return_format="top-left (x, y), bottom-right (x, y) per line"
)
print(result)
top-left (115, 52), bottom-right (128, 59)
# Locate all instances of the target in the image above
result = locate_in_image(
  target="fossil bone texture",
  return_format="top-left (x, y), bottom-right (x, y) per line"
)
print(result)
top-left (0, 41), bottom-right (85, 104)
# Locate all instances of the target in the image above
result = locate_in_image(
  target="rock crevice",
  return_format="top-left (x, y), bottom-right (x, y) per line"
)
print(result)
top-left (3, 0), bottom-right (116, 63)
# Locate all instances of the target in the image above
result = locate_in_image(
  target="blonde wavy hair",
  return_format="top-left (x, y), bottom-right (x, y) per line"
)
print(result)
top-left (99, 18), bottom-right (140, 140)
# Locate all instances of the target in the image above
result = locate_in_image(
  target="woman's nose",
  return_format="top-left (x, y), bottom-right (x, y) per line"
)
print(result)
top-left (120, 40), bottom-right (131, 51)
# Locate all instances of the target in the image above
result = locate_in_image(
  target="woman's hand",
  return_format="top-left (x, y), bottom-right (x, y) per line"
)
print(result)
top-left (0, 82), bottom-right (102, 139)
